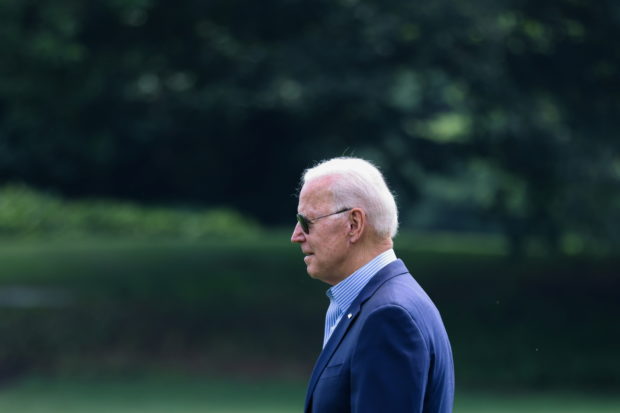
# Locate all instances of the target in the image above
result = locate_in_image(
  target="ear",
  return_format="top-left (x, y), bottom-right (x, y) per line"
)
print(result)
top-left (348, 208), bottom-right (365, 243)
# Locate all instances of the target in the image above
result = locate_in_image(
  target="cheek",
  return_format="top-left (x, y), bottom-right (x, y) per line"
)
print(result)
top-left (309, 222), bottom-right (349, 261)
top-left (318, 235), bottom-right (347, 260)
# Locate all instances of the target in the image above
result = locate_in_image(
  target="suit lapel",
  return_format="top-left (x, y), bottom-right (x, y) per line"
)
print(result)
top-left (304, 260), bottom-right (409, 411)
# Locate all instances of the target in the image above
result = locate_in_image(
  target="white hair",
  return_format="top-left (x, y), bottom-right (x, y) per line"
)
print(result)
top-left (302, 157), bottom-right (399, 238)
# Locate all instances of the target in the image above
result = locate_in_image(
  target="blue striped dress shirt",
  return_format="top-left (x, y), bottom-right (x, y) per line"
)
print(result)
top-left (323, 249), bottom-right (397, 347)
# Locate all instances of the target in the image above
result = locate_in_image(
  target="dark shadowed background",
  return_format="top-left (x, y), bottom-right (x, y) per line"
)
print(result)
top-left (0, 0), bottom-right (618, 411)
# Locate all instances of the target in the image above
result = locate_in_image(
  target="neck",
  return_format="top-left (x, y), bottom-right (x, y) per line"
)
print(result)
top-left (333, 238), bottom-right (393, 285)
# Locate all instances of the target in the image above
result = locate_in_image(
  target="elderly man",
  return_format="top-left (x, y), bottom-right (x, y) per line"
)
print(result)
top-left (291, 157), bottom-right (454, 413)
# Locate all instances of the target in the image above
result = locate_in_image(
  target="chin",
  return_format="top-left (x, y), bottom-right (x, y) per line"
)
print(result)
top-left (306, 267), bottom-right (318, 279)
top-left (306, 266), bottom-right (323, 281)
top-left (308, 271), bottom-right (334, 285)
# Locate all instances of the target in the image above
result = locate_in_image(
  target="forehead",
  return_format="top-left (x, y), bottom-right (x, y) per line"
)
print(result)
top-left (298, 176), bottom-right (335, 212)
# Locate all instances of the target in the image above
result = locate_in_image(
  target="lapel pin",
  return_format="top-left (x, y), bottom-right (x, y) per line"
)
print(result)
top-left (347, 313), bottom-right (352, 319)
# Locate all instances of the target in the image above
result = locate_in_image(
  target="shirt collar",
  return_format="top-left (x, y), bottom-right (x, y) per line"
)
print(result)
top-left (326, 249), bottom-right (397, 314)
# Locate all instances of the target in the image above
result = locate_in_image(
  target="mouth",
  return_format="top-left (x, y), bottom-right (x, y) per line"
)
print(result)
top-left (303, 252), bottom-right (314, 263)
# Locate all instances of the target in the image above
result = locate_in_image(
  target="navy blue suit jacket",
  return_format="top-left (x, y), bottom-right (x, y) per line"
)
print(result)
top-left (304, 260), bottom-right (454, 413)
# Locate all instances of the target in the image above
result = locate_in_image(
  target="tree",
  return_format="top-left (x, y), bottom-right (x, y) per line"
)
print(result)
top-left (0, 0), bottom-right (618, 253)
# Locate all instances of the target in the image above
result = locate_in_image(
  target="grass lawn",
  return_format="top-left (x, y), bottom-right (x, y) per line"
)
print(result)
top-left (455, 391), bottom-right (620, 413)
top-left (1, 238), bottom-right (618, 410)
top-left (0, 376), bottom-right (618, 413)
top-left (0, 375), bottom-right (305, 413)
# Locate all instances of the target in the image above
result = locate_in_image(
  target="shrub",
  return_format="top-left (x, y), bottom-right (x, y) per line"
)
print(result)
top-left (0, 184), bottom-right (259, 239)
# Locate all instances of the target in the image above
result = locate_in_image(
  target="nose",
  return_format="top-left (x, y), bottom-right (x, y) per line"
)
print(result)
top-left (291, 222), bottom-right (306, 244)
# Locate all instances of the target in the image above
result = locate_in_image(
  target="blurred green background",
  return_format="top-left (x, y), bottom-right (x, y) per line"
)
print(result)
top-left (0, 0), bottom-right (619, 411)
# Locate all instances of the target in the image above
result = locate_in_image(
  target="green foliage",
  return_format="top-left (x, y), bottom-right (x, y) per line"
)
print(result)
top-left (0, 0), bottom-right (619, 253)
top-left (0, 184), bottom-right (259, 239)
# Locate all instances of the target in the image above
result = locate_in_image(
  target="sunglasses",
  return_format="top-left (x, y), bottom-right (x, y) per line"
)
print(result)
top-left (296, 208), bottom-right (352, 234)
